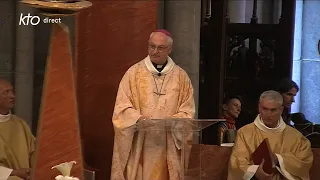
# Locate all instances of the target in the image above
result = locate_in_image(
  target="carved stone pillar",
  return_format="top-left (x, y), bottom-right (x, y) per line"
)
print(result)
top-left (244, 0), bottom-right (281, 24)
top-left (162, 1), bottom-right (201, 117)
top-left (0, 0), bottom-right (14, 82)
top-left (272, 0), bottom-right (282, 23)
top-left (256, 0), bottom-right (272, 23)
top-left (291, 0), bottom-right (303, 113)
top-left (228, 0), bottom-right (246, 23)
top-left (14, 4), bottom-right (35, 127)
top-left (300, 1), bottom-right (320, 124)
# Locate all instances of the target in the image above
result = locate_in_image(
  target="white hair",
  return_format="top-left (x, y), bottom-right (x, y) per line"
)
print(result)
top-left (149, 32), bottom-right (173, 46)
top-left (259, 90), bottom-right (283, 105)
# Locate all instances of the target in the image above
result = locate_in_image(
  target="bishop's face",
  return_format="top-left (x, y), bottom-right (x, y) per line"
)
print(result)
top-left (259, 99), bottom-right (283, 128)
top-left (148, 32), bottom-right (172, 64)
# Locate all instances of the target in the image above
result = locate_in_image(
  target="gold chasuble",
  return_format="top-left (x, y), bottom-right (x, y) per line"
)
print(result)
top-left (0, 114), bottom-right (35, 180)
top-left (111, 56), bottom-right (195, 180)
top-left (228, 115), bottom-right (313, 180)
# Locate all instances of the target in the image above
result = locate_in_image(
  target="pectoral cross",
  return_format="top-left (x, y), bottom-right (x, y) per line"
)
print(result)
top-left (153, 75), bottom-right (166, 97)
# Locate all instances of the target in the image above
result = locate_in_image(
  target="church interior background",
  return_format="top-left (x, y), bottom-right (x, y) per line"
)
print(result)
top-left (0, 0), bottom-right (319, 179)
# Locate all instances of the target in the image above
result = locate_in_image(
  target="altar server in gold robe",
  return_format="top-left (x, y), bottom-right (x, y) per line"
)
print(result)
top-left (228, 90), bottom-right (313, 180)
top-left (0, 79), bottom-right (36, 180)
top-left (111, 29), bottom-right (195, 180)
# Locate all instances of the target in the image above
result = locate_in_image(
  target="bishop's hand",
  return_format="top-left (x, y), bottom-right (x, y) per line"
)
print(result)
top-left (137, 116), bottom-right (150, 122)
top-left (136, 116), bottom-right (153, 129)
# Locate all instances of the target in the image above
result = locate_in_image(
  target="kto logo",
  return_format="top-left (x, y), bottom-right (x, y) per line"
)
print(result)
top-left (19, 13), bottom-right (61, 26)
top-left (19, 13), bottom-right (40, 26)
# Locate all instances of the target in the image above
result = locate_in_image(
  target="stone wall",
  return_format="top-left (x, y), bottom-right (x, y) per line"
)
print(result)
top-left (160, 1), bottom-right (201, 117)
top-left (300, 1), bottom-right (320, 124)
top-left (0, 0), bottom-right (14, 82)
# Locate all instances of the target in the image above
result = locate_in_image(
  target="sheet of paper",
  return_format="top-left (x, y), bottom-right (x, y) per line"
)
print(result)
top-left (0, 166), bottom-right (12, 180)
top-left (220, 143), bottom-right (234, 147)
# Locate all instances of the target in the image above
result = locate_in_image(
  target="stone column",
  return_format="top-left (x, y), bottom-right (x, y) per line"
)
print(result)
top-left (228, 0), bottom-right (246, 23)
top-left (0, 0), bottom-right (14, 82)
top-left (162, 1), bottom-right (201, 118)
top-left (14, 4), bottom-right (35, 127)
top-left (291, 0), bottom-right (303, 113)
top-left (157, 0), bottom-right (164, 29)
top-left (300, 1), bottom-right (320, 124)
top-left (257, 0), bottom-right (272, 24)
top-left (272, 0), bottom-right (282, 24)
top-left (245, 0), bottom-right (280, 24)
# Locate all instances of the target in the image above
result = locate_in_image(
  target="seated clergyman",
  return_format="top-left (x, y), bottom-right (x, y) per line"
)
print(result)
top-left (227, 90), bottom-right (313, 180)
top-left (0, 79), bottom-right (36, 180)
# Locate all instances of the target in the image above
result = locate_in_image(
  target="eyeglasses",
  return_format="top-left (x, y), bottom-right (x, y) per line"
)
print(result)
top-left (148, 43), bottom-right (170, 53)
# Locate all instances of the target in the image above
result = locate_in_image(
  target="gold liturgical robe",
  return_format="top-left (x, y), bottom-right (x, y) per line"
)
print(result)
top-left (0, 114), bottom-right (36, 180)
top-left (111, 56), bottom-right (195, 180)
top-left (228, 115), bottom-right (313, 180)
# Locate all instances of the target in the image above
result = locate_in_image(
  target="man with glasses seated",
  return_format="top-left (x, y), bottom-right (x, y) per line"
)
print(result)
top-left (111, 29), bottom-right (195, 180)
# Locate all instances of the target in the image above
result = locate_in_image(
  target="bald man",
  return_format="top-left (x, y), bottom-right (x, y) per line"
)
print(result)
top-left (0, 79), bottom-right (35, 180)
top-left (111, 30), bottom-right (195, 180)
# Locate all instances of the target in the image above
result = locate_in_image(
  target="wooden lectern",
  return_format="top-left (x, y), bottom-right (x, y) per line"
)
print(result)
top-left (19, 1), bottom-right (92, 179)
